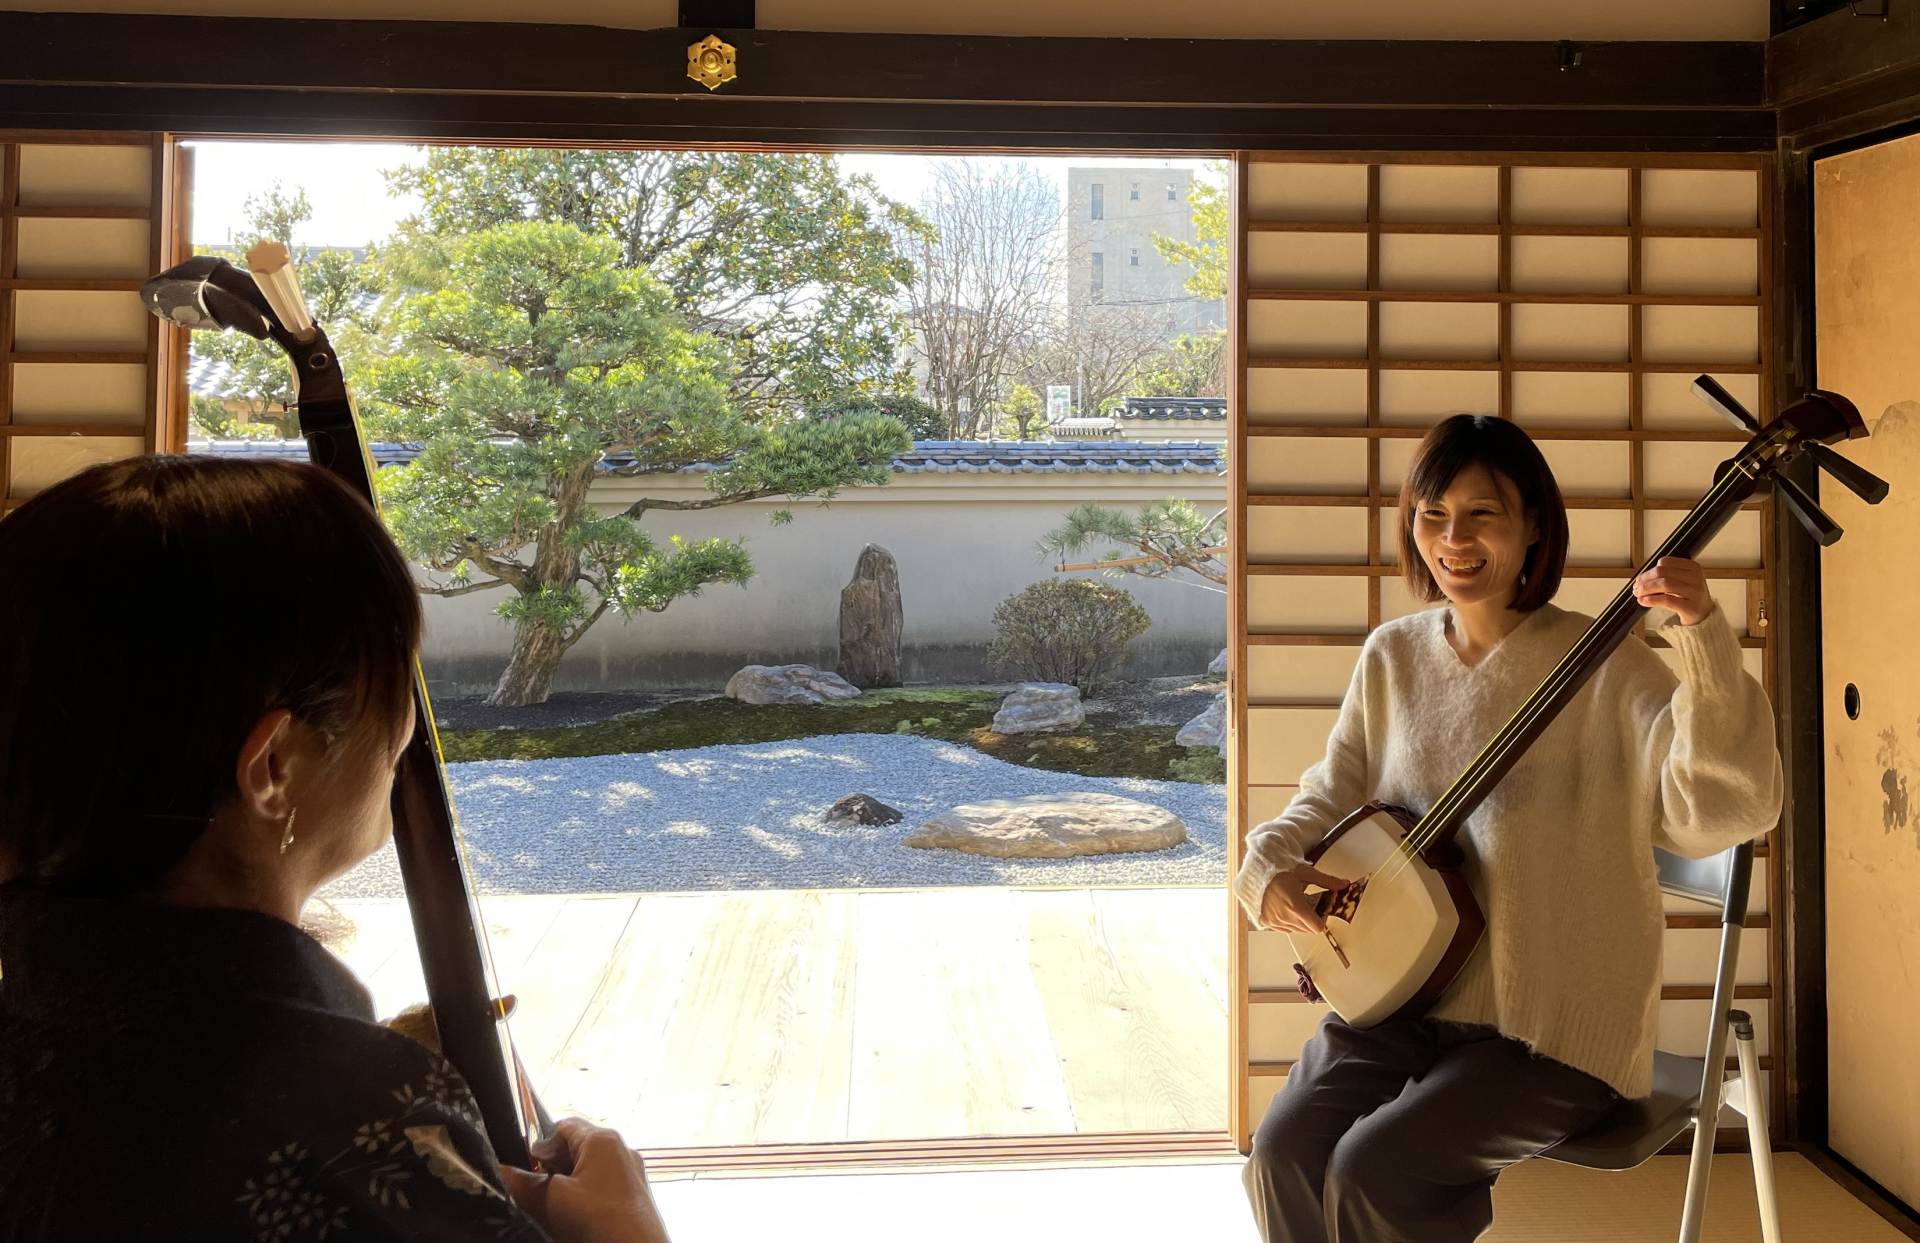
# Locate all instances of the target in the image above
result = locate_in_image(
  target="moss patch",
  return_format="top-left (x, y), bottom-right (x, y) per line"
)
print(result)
top-left (437, 686), bottom-right (1224, 783)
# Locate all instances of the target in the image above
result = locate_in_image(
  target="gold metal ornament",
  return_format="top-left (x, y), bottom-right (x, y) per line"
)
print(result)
top-left (688, 35), bottom-right (737, 91)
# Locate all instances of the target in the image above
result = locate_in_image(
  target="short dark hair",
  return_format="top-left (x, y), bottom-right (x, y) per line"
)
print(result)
top-left (1399, 415), bottom-right (1568, 612)
top-left (0, 456), bottom-right (422, 894)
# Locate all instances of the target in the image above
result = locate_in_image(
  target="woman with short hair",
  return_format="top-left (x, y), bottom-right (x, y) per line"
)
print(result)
top-left (0, 455), bottom-right (665, 1243)
top-left (1237, 414), bottom-right (1783, 1242)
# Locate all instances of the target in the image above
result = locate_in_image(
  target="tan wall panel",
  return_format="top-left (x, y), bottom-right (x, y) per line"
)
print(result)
top-left (1510, 303), bottom-right (1630, 362)
top-left (1537, 439), bottom-right (1631, 498)
top-left (1246, 707), bottom-right (1342, 784)
top-left (16, 143), bottom-right (151, 207)
top-left (1250, 1073), bottom-right (1289, 1123)
top-left (1661, 999), bottom-right (1771, 1058)
top-left (1249, 928), bottom-right (1302, 989)
top-left (1248, 576), bottom-right (1368, 633)
top-left (1511, 371), bottom-right (1630, 428)
top-left (1642, 371), bottom-right (1761, 430)
top-left (1550, 576), bottom-right (1622, 618)
top-left (1378, 165), bottom-right (1498, 224)
top-left (14, 218), bottom-right (151, 279)
top-left (11, 290), bottom-right (148, 352)
top-left (1246, 231), bottom-right (1368, 290)
top-left (1643, 439), bottom-right (1738, 498)
top-left (9, 436), bottom-right (146, 497)
top-left (1665, 926), bottom-right (1770, 986)
top-left (1378, 436), bottom-right (1629, 497)
top-left (1246, 368), bottom-right (1369, 425)
top-left (1643, 509), bottom-right (1761, 566)
top-left (1247, 785), bottom-right (1298, 830)
top-left (1378, 369), bottom-right (1499, 423)
top-left (1247, 163), bottom-right (1367, 222)
top-left (1639, 169), bottom-right (1760, 228)
top-left (1509, 235), bottom-right (1630, 294)
top-left (1248, 300), bottom-right (1367, 357)
top-left (1508, 166), bottom-right (1630, 225)
top-left (1246, 437), bottom-right (1367, 494)
top-left (1641, 305), bottom-right (1760, 365)
top-left (1248, 645), bottom-right (1361, 703)
top-left (1639, 237), bottom-right (1760, 297)
top-left (9, 362), bottom-right (149, 426)
top-left (1378, 234), bottom-right (1498, 292)
top-left (1380, 576), bottom-right (1435, 622)
top-left (1250, 1000), bottom-right (1327, 1061)
top-left (1379, 301), bottom-right (1498, 360)
top-left (1247, 507), bottom-right (1369, 563)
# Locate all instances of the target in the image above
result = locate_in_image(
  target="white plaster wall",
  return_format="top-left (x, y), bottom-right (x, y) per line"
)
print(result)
top-left (420, 470), bottom-right (1229, 696)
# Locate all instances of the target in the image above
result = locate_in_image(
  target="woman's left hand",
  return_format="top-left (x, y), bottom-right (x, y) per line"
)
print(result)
top-left (1634, 556), bottom-right (1715, 627)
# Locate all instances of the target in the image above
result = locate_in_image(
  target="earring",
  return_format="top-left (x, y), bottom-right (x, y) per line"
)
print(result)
top-left (280, 808), bottom-right (298, 856)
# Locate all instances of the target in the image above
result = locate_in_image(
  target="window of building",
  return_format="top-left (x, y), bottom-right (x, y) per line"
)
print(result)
top-left (1167, 183), bottom-right (1177, 201)
top-left (1130, 247), bottom-right (1140, 267)
top-left (1090, 183), bottom-right (1103, 220)
top-left (1091, 251), bottom-right (1104, 297)
top-left (1130, 182), bottom-right (1140, 201)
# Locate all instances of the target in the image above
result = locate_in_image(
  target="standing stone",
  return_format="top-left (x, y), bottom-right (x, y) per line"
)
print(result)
top-left (1208, 647), bottom-right (1229, 676)
top-left (991, 683), bottom-right (1085, 735)
top-left (838, 544), bottom-right (903, 688)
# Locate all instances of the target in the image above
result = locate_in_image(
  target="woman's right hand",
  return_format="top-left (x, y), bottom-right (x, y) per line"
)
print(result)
top-left (1257, 863), bottom-right (1349, 935)
top-left (499, 1118), bottom-right (671, 1243)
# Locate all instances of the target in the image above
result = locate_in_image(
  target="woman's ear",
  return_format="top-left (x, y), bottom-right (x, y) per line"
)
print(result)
top-left (232, 709), bottom-right (297, 824)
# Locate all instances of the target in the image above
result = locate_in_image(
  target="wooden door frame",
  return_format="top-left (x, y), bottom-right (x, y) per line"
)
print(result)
top-left (5, 3), bottom-right (1901, 1179)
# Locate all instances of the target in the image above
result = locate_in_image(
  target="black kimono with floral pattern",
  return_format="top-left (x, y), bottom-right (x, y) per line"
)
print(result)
top-left (0, 887), bottom-right (550, 1242)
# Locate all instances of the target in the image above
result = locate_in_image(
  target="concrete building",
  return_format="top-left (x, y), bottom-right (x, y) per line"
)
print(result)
top-left (1065, 166), bottom-right (1224, 340)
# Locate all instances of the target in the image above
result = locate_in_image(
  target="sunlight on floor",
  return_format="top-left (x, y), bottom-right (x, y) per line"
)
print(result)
top-left (647, 1152), bottom-right (1908, 1243)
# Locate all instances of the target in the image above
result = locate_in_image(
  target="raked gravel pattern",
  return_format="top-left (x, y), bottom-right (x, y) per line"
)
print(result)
top-left (318, 733), bottom-right (1227, 899)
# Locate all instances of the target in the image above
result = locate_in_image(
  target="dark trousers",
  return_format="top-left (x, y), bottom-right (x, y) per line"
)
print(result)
top-left (1243, 1013), bottom-right (1618, 1243)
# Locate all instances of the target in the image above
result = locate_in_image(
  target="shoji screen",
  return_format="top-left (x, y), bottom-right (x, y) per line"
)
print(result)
top-left (0, 134), bottom-right (183, 515)
top-left (1228, 153), bottom-right (1775, 1149)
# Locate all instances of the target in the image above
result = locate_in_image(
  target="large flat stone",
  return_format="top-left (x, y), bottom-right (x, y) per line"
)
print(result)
top-left (905, 792), bottom-right (1188, 858)
top-left (725, 664), bottom-right (862, 706)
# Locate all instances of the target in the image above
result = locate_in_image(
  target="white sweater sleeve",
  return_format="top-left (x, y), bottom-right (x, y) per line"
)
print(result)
top-left (1231, 649), bottom-right (1373, 924)
top-left (1631, 604), bottom-right (1784, 859)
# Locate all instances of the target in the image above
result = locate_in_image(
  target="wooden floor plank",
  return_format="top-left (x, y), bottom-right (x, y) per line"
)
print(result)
top-left (847, 888), bottom-right (1078, 1141)
top-left (637, 890), bottom-right (861, 1148)
top-left (529, 892), bottom-right (709, 1127)
top-left (319, 886), bottom-right (1229, 1149)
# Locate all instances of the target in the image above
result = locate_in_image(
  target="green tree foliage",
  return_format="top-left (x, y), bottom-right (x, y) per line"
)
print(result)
top-left (992, 382), bottom-right (1046, 440)
top-left (1126, 331), bottom-right (1227, 400)
top-left (188, 184), bottom-right (381, 438)
top-left (1152, 176), bottom-right (1227, 302)
top-left (362, 212), bottom-right (912, 706)
top-left (813, 392), bottom-right (946, 440)
top-left (1040, 498), bottom-right (1227, 588)
top-left (987, 578), bottom-right (1151, 697)
top-left (383, 149), bottom-right (926, 417)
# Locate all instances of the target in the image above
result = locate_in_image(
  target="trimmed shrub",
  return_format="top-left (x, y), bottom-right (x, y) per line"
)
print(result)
top-left (988, 579), bottom-right (1150, 696)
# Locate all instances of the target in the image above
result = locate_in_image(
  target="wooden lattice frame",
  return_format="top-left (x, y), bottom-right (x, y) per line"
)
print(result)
top-left (0, 131), bottom-right (182, 515)
top-left (1228, 150), bottom-right (1782, 1151)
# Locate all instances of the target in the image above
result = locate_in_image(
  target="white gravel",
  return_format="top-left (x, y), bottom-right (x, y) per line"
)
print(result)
top-left (318, 733), bottom-right (1227, 898)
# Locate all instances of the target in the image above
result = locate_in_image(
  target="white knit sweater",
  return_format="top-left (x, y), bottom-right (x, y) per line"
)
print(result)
top-left (1231, 601), bottom-right (1783, 1098)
